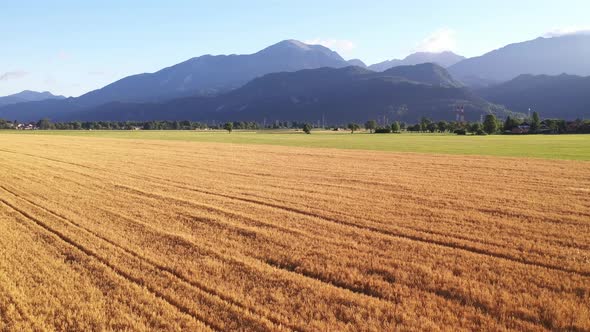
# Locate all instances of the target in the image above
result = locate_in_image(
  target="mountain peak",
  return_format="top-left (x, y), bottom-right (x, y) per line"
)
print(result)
top-left (410, 50), bottom-right (458, 56)
top-left (3, 90), bottom-right (64, 99)
top-left (347, 59), bottom-right (367, 68)
top-left (281, 39), bottom-right (312, 49)
top-left (14, 90), bottom-right (60, 98)
top-left (263, 39), bottom-right (316, 52)
top-left (260, 39), bottom-right (342, 58)
top-left (251, 39), bottom-right (345, 66)
top-left (0, 90), bottom-right (66, 107)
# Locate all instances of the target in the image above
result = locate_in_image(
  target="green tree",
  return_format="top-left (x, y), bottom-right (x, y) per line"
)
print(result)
top-left (143, 121), bottom-right (156, 130)
top-left (483, 114), bottom-right (498, 134)
top-left (391, 121), bottom-right (400, 133)
top-left (437, 121), bottom-right (448, 133)
top-left (447, 122), bottom-right (458, 132)
top-left (347, 123), bottom-right (360, 134)
top-left (223, 122), bottom-right (233, 133)
top-left (531, 111), bottom-right (541, 132)
top-left (420, 117), bottom-right (432, 132)
top-left (544, 119), bottom-right (563, 133)
top-left (37, 118), bottom-right (53, 130)
top-left (469, 122), bottom-right (482, 134)
top-left (303, 123), bottom-right (312, 134)
top-left (409, 124), bottom-right (421, 132)
top-left (365, 120), bottom-right (377, 133)
top-left (503, 116), bottom-right (513, 131)
top-left (454, 128), bottom-right (467, 135)
top-left (427, 123), bottom-right (437, 133)
top-left (180, 120), bottom-right (191, 129)
top-left (503, 116), bottom-right (522, 131)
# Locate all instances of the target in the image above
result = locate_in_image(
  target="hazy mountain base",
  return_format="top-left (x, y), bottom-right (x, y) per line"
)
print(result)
top-left (479, 74), bottom-right (590, 119)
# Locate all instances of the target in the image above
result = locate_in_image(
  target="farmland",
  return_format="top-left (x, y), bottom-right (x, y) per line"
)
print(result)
top-left (0, 133), bottom-right (589, 331)
top-left (2, 129), bottom-right (590, 160)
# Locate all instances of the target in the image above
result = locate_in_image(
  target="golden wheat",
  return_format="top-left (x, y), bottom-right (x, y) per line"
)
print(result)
top-left (0, 134), bottom-right (588, 331)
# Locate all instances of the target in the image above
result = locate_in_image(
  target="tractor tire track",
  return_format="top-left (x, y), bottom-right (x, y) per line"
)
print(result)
top-left (117, 179), bottom-right (590, 279)
top-left (0, 194), bottom-right (242, 332)
top-left (0, 184), bottom-right (297, 332)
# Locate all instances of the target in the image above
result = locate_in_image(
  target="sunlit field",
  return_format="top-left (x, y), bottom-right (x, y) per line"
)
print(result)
top-left (0, 133), bottom-right (589, 331)
top-left (2, 130), bottom-right (590, 160)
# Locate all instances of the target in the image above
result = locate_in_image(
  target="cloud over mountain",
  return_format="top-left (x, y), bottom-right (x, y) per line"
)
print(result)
top-left (415, 28), bottom-right (457, 53)
top-left (0, 71), bottom-right (28, 81)
top-left (544, 27), bottom-right (590, 38)
top-left (304, 38), bottom-right (356, 54)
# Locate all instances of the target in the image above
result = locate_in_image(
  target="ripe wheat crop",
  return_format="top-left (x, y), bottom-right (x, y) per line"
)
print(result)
top-left (0, 134), bottom-right (588, 331)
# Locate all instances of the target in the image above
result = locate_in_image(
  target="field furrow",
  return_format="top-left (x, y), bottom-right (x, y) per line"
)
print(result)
top-left (0, 134), bottom-right (589, 331)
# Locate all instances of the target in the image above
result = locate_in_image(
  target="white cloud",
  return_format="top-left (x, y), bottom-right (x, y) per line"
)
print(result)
top-left (0, 71), bottom-right (28, 81)
top-left (415, 28), bottom-right (457, 53)
top-left (543, 27), bottom-right (590, 38)
top-left (304, 38), bottom-right (356, 54)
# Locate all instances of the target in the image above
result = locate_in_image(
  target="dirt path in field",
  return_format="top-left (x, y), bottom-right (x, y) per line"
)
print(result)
top-left (0, 135), bottom-right (589, 331)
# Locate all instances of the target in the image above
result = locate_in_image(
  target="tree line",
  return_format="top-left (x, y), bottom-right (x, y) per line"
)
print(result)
top-left (0, 119), bottom-right (261, 131)
top-left (0, 119), bottom-right (321, 131)
top-left (1, 114), bottom-right (589, 134)
top-left (343, 113), bottom-right (590, 135)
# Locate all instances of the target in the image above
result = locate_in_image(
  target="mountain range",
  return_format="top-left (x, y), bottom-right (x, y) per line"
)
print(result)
top-left (49, 64), bottom-right (515, 123)
top-left (0, 91), bottom-right (65, 107)
top-left (369, 51), bottom-right (465, 72)
top-left (1, 35), bottom-right (590, 123)
top-left (449, 34), bottom-right (590, 87)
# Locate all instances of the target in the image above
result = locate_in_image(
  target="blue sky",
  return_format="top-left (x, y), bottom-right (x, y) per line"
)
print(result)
top-left (1, 0), bottom-right (589, 97)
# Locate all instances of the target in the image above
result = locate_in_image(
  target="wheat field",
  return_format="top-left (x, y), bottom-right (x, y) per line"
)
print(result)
top-left (0, 134), bottom-right (589, 331)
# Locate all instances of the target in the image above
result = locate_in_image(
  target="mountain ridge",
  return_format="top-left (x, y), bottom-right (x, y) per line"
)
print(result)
top-left (74, 39), bottom-right (349, 107)
top-left (369, 51), bottom-right (465, 72)
top-left (449, 35), bottom-right (590, 86)
top-left (0, 90), bottom-right (65, 107)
